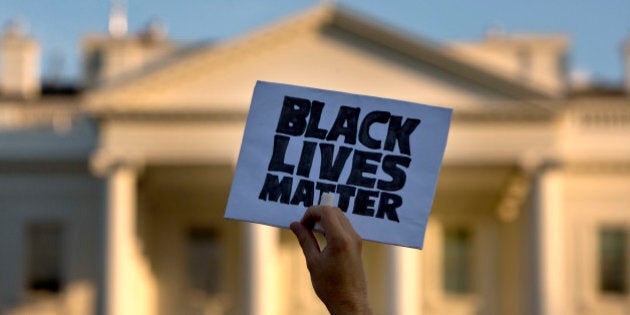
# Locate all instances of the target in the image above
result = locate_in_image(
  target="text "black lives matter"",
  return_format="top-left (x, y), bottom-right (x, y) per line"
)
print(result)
top-left (258, 96), bottom-right (421, 222)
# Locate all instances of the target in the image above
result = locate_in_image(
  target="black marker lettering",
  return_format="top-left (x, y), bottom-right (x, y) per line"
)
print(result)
top-left (376, 192), bottom-right (402, 222)
top-left (268, 135), bottom-right (294, 174)
top-left (377, 155), bottom-right (411, 191)
top-left (290, 179), bottom-right (315, 206)
top-left (347, 150), bottom-right (382, 188)
top-left (336, 184), bottom-right (357, 212)
top-left (384, 116), bottom-right (420, 155)
top-left (304, 100), bottom-right (327, 139)
top-left (276, 96), bottom-right (311, 136)
top-left (258, 174), bottom-right (292, 204)
top-left (319, 143), bottom-right (352, 182)
top-left (353, 189), bottom-right (378, 217)
top-left (326, 106), bottom-right (360, 145)
top-left (296, 141), bottom-right (317, 177)
top-left (359, 111), bottom-right (390, 149)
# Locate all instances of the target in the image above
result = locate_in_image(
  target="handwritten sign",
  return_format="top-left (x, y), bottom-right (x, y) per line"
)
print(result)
top-left (225, 81), bottom-right (452, 248)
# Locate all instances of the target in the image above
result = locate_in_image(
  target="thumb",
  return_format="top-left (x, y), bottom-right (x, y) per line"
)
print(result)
top-left (290, 222), bottom-right (320, 263)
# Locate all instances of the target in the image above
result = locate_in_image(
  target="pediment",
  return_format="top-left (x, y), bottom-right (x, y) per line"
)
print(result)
top-left (85, 5), bottom-right (551, 114)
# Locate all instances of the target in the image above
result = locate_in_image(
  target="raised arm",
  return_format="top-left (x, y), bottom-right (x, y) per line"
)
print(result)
top-left (290, 205), bottom-right (373, 315)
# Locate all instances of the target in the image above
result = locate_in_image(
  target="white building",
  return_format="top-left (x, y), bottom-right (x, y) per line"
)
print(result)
top-left (1, 5), bottom-right (629, 315)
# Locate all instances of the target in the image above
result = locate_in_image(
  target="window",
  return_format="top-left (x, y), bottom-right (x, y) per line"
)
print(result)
top-left (599, 227), bottom-right (628, 294)
top-left (187, 228), bottom-right (222, 296)
top-left (443, 227), bottom-right (473, 294)
top-left (26, 222), bottom-right (63, 294)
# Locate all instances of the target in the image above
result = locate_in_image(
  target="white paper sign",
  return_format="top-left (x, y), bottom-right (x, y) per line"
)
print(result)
top-left (225, 81), bottom-right (452, 249)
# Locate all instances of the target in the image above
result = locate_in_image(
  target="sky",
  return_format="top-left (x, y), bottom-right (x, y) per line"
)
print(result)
top-left (1, 0), bottom-right (629, 85)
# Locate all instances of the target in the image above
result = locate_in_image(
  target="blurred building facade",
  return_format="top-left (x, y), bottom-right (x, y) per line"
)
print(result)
top-left (1, 5), bottom-right (630, 315)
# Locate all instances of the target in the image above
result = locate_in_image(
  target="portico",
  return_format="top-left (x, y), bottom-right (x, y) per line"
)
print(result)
top-left (87, 105), bottom-right (429, 315)
top-left (89, 112), bottom-right (253, 315)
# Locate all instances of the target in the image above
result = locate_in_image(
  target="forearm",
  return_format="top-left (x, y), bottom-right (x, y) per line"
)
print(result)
top-left (326, 298), bottom-right (373, 315)
top-left (291, 206), bottom-right (374, 315)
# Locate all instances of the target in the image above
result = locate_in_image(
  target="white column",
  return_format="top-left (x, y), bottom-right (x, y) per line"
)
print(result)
top-left (244, 223), bottom-right (279, 315)
top-left (104, 164), bottom-right (137, 315)
top-left (386, 246), bottom-right (422, 315)
top-left (536, 169), bottom-right (566, 315)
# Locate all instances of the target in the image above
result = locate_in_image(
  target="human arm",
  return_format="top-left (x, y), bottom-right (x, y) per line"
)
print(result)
top-left (290, 205), bottom-right (373, 315)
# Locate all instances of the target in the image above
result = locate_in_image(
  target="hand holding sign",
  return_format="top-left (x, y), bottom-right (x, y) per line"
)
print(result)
top-left (225, 81), bottom-right (452, 248)
top-left (290, 206), bottom-right (373, 315)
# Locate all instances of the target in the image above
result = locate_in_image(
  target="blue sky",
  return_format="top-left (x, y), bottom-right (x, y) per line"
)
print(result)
top-left (1, 0), bottom-right (629, 85)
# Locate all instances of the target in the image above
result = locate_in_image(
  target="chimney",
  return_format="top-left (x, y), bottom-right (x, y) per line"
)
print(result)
top-left (485, 33), bottom-right (569, 98)
top-left (448, 32), bottom-right (569, 98)
top-left (82, 20), bottom-right (175, 87)
top-left (109, 0), bottom-right (128, 38)
top-left (1, 21), bottom-right (41, 99)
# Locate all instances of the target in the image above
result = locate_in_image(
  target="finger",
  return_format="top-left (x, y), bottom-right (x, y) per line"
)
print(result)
top-left (336, 209), bottom-right (360, 239)
top-left (301, 206), bottom-right (344, 235)
top-left (300, 206), bottom-right (323, 229)
top-left (290, 221), bottom-right (321, 261)
top-left (303, 206), bottom-right (347, 242)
